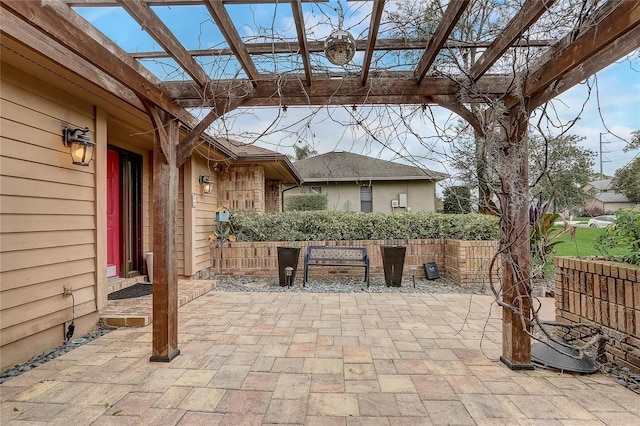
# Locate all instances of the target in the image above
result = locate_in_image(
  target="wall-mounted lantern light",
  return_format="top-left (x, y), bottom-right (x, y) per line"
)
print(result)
top-left (199, 175), bottom-right (212, 194)
top-left (63, 127), bottom-right (95, 166)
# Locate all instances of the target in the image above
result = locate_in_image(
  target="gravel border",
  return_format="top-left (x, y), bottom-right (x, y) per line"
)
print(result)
top-left (214, 275), bottom-right (487, 294)
top-left (0, 325), bottom-right (113, 384)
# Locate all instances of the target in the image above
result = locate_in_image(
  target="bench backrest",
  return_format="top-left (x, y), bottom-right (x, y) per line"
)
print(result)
top-left (306, 246), bottom-right (368, 261)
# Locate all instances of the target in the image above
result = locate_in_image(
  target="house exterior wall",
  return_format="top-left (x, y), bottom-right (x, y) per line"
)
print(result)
top-left (192, 157), bottom-right (220, 277)
top-left (584, 199), bottom-right (635, 216)
top-left (286, 180), bottom-right (438, 213)
top-left (265, 179), bottom-right (282, 213)
top-left (372, 181), bottom-right (437, 213)
top-left (218, 165), bottom-right (266, 213)
top-left (1, 63), bottom-right (101, 370)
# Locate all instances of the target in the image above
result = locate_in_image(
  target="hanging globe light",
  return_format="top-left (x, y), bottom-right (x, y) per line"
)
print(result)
top-left (324, 29), bottom-right (356, 66)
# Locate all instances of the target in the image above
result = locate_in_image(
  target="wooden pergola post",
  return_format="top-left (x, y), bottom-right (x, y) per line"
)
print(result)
top-left (497, 107), bottom-right (534, 369)
top-left (146, 105), bottom-right (180, 362)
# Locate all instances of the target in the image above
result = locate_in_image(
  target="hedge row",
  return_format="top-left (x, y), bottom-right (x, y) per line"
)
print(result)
top-left (230, 211), bottom-right (499, 242)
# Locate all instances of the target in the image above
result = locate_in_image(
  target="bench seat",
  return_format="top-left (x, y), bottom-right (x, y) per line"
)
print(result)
top-left (303, 246), bottom-right (369, 287)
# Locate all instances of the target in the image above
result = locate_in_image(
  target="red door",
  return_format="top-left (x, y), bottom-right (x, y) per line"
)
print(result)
top-left (107, 149), bottom-right (120, 278)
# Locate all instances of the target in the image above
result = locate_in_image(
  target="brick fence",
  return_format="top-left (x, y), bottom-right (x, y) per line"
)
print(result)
top-left (209, 239), bottom-right (498, 288)
top-left (554, 257), bottom-right (640, 372)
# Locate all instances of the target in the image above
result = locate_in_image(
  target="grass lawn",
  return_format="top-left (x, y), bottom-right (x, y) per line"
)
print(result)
top-left (550, 226), bottom-right (629, 258)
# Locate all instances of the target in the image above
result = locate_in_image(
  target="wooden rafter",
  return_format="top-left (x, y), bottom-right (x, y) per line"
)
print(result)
top-left (0, 0), bottom-right (179, 113)
top-left (415, 0), bottom-right (470, 84)
top-left (467, 0), bottom-right (556, 82)
top-left (0, 8), bottom-right (144, 110)
top-left (117, 0), bottom-right (210, 88)
top-left (529, 23), bottom-right (640, 109)
top-left (361, 0), bottom-right (385, 85)
top-left (205, 0), bottom-right (260, 85)
top-left (66, 0), bottom-right (325, 4)
top-left (514, 0), bottom-right (640, 109)
top-left (291, 0), bottom-right (312, 86)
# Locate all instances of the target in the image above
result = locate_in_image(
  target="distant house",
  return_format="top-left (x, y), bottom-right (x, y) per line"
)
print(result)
top-left (287, 151), bottom-right (447, 213)
top-left (583, 179), bottom-right (634, 215)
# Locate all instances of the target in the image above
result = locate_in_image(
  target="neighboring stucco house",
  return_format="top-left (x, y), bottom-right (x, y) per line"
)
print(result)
top-left (583, 179), bottom-right (634, 215)
top-left (287, 151), bottom-right (447, 213)
top-left (0, 36), bottom-right (300, 369)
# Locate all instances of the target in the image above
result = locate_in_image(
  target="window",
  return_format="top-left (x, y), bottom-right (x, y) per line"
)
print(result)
top-left (310, 186), bottom-right (322, 194)
top-left (360, 186), bottom-right (372, 213)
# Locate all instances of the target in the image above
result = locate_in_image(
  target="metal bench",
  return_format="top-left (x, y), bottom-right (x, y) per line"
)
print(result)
top-left (303, 246), bottom-right (370, 287)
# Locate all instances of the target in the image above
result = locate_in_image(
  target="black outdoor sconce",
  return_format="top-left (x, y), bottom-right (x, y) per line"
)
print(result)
top-left (63, 126), bottom-right (95, 166)
top-left (199, 174), bottom-right (213, 194)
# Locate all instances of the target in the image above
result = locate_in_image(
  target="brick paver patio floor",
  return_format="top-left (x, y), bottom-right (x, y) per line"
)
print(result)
top-left (2, 286), bottom-right (639, 425)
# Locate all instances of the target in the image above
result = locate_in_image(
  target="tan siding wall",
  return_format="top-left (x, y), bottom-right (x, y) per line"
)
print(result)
top-left (373, 181), bottom-right (436, 213)
top-left (193, 158), bottom-right (219, 276)
top-left (177, 167), bottom-right (185, 277)
top-left (1, 64), bottom-right (100, 369)
top-left (145, 152), bottom-right (153, 256)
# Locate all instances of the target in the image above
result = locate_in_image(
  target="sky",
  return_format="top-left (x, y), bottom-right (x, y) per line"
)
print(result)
top-left (75, 1), bottom-right (640, 183)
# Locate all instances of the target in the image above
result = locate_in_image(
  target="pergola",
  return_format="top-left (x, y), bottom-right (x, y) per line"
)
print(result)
top-left (2, 0), bottom-right (639, 369)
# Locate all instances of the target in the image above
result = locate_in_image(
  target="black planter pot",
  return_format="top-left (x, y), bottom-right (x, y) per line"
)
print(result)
top-left (277, 246), bottom-right (300, 286)
top-left (381, 245), bottom-right (406, 287)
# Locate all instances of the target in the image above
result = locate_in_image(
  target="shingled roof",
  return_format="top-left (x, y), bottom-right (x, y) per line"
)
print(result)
top-left (293, 151), bottom-right (447, 182)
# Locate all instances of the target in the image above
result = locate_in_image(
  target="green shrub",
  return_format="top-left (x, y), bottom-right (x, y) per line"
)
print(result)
top-left (285, 194), bottom-right (328, 211)
top-left (443, 186), bottom-right (472, 214)
top-left (230, 211), bottom-right (498, 242)
top-left (594, 207), bottom-right (640, 266)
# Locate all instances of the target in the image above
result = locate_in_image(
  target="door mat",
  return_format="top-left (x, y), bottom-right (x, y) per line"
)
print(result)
top-left (108, 283), bottom-right (153, 300)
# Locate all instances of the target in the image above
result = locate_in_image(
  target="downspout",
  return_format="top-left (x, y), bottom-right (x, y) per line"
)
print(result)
top-left (281, 184), bottom-right (301, 212)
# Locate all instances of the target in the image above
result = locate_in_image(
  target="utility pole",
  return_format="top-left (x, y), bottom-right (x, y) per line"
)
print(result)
top-left (599, 132), bottom-right (611, 180)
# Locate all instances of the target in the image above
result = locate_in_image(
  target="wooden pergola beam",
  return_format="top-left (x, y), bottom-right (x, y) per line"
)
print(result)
top-left (0, 8), bottom-right (144, 110)
top-left (468, 0), bottom-right (556, 81)
top-left (117, 0), bottom-right (210, 88)
top-left (415, 0), bottom-right (469, 84)
top-left (291, 0), bottom-right (312, 86)
top-left (205, 0), bottom-right (260, 85)
top-left (529, 23), bottom-right (640, 109)
top-left (361, 0), bottom-right (385, 85)
top-left (161, 75), bottom-right (512, 106)
top-left (518, 0), bottom-right (640, 107)
top-left (0, 1), bottom-right (180, 116)
top-left (130, 39), bottom-right (555, 59)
